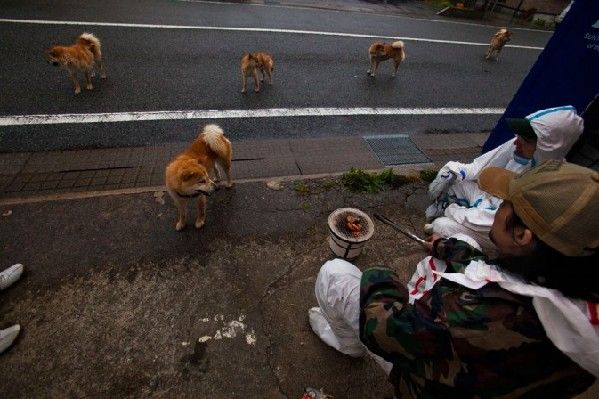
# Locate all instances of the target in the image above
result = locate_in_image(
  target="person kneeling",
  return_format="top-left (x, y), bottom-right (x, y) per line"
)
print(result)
top-left (309, 161), bottom-right (598, 398)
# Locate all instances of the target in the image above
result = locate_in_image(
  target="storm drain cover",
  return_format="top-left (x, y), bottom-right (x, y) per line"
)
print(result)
top-left (364, 134), bottom-right (430, 166)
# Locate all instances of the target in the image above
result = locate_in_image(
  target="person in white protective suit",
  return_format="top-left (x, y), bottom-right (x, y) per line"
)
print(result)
top-left (308, 161), bottom-right (599, 398)
top-left (425, 105), bottom-right (584, 252)
top-left (0, 263), bottom-right (23, 354)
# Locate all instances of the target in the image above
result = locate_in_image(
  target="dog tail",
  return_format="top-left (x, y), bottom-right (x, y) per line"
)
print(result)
top-left (201, 124), bottom-right (231, 156)
top-left (391, 40), bottom-right (404, 49)
top-left (78, 33), bottom-right (102, 60)
top-left (392, 40), bottom-right (406, 61)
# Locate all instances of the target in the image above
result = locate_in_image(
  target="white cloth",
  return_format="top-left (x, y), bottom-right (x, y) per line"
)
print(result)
top-left (528, 105), bottom-right (584, 163)
top-left (407, 257), bottom-right (599, 377)
top-left (310, 259), bottom-right (393, 374)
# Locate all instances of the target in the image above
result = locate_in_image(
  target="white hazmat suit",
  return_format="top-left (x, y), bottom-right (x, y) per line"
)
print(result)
top-left (426, 106), bottom-right (584, 252)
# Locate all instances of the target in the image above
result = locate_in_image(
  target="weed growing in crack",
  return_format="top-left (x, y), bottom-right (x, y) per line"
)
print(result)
top-left (341, 168), bottom-right (415, 193)
top-left (419, 169), bottom-right (439, 183)
top-left (294, 182), bottom-right (310, 195)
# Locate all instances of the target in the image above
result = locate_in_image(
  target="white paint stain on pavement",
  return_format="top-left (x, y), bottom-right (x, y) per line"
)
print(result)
top-left (197, 314), bottom-right (256, 346)
top-left (0, 107), bottom-right (506, 127)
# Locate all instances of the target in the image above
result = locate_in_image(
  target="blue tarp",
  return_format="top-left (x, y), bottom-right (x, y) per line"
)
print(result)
top-left (483, 0), bottom-right (599, 152)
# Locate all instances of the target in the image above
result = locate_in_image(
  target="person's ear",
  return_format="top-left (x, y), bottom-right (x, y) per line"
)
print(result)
top-left (514, 226), bottom-right (535, 248)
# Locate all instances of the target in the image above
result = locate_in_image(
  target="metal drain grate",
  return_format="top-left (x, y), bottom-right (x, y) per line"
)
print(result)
top-left (364, 134), bottom-right (430, 166)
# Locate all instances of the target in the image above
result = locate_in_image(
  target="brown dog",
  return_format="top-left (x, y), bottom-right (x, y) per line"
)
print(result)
top-left (46, 33), bottom-right (106, 94)
top-left (240, 52), bottom-right (274, 93)
top-left (165, 124), bottom-right (233, 231)
top-left (485, 28), bottom-right (512, 60)
top-left (367, 40), bottom-right (405, 78)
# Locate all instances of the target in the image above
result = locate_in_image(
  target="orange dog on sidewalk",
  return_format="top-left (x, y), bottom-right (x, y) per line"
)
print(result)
top-left (165, 124), bottom-right (233, 231)
top-left (240, 52), bottom-right (274, 93)
top-left (367, 40), bottom-right (405, 78)
top-left (46, 32), bottom-right (107, 94)
top-left (485, 28), bottom-right (512, 60)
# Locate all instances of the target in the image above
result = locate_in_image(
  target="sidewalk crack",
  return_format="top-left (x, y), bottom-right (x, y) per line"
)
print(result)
top-left (287, 140), bottom-right (303, 175)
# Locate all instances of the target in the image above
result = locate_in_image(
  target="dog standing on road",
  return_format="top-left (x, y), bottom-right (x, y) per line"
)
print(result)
top-left (240, 52), bottom-right (274, 93)
top-left (165, 124), bottom-right (233, 231)
top-left (367, 41), bottom-right (405, 78)
top-left (46, 32), bottom-right (107, 94)
top-left (485, 28), bottom-right (512, 60)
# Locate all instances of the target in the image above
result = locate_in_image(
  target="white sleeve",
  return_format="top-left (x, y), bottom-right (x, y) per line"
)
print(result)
top-left (459, 138), bottom-right (516, 180)
top-left (444, 205), bottom-right (497, 232)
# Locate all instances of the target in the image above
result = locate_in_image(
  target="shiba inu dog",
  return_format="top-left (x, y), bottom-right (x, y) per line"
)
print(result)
top-left (240, 52), bottom-right (274, 93)
top-left (486, 28), bottom-right (512, 61)
top-left (367, 41), bottom-right (405, 78)
top-left (46, 33), bottom-right (106, 94)
top-left (165, 124), bottom-right (233, 231)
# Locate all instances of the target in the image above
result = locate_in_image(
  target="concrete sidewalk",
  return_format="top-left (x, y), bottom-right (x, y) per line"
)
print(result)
top-left (0, 132), bottom-right (488, 203)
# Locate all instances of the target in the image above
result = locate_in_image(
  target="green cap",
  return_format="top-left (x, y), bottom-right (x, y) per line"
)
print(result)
top-left (506, 117), bottom-right (537, 139)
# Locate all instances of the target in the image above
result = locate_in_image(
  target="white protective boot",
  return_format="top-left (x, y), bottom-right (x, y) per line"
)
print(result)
top-left (0, 263), bottom-right (23, 290)
top-left (0, 324), bottom-right (20, 354)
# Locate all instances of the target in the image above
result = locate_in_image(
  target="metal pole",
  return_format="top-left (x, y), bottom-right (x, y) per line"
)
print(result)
top-left (511, 0), bottom-right (525, 24)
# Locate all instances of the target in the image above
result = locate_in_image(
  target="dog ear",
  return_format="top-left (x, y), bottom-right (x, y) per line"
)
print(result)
top-left (181, 171), bottom-right (196, 181)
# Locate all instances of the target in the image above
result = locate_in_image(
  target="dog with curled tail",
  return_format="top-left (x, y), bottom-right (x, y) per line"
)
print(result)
top-left (46, 32), bottom-right (107, 94)
top-left (367, 40), bottom-right (405, 78)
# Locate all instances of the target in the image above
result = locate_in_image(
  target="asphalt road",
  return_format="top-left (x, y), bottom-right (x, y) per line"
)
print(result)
top-left (0, 0), bottom-right (552, 152)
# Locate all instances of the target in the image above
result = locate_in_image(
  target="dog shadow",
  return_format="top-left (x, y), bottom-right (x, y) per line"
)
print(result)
top-left (362, 73), bottom-right (402, 93)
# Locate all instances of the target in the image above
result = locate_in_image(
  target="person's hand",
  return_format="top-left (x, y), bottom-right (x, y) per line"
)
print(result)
top-left (423, 234), bottom-right (442, 254)
top-left (428, 167), bottom-right (457, 200)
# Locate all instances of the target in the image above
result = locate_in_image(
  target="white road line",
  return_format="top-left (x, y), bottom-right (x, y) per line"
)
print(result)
top-left (0, 107), bottom-right (505, 127)
top-left (0, 18), bottom-right (543, 49)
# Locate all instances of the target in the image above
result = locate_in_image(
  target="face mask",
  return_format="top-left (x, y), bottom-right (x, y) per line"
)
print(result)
top-left (513, 152), bottom-right (532, 165)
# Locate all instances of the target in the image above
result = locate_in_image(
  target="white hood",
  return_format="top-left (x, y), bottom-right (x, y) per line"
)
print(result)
top-left (528, 106), bottom-right (584, 163)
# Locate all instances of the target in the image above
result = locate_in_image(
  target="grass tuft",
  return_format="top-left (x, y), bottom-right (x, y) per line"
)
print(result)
top-left (419, 169), bottom-right (439, 183)
top-left (341, 168), bottom-right (414, 193)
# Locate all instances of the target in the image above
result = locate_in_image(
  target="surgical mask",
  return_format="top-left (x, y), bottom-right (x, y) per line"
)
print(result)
top-left (513, 152), bottom-right (532, 165)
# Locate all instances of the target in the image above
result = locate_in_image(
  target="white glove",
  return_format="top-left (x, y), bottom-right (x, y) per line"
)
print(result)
top-left (428, 167), bottom-right (457, 200)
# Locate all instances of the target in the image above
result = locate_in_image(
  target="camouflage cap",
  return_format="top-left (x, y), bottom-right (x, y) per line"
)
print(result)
top-left (479, 160), bottom-right (599, 256)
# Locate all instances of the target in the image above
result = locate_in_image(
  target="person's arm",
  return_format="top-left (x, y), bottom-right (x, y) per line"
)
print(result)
top-left (359, 267), bottom-right (454, 361)
top-left (462, 137), bottom-right (516, 180)
top-left (428, 138), bottom-right (516, 200)
top-left (431, 237), bottom-right (485, 272)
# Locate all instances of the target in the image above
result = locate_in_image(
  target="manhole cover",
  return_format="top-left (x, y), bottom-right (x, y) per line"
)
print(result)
top-left (364, 134), bottom-right (430, 166)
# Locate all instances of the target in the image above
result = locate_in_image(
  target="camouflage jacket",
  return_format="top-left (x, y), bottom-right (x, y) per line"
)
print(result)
top-left (359, 238), bottom-right (595, 398)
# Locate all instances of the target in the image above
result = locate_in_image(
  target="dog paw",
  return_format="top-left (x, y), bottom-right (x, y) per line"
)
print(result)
top-left (176, 221), bottom-right (186, 231)
top-left (101, 74), bottom-right (107, 79)
top-left (224, 182), bottom-right (234, 189)
top-left (241, 89), bottom-right (247, 94)
top-left (86, 84), bottom-right (94, 90)
top-left (74, 88), bottom-right (81, 95)
top-left (194, 219), bottom-right (205, 229)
